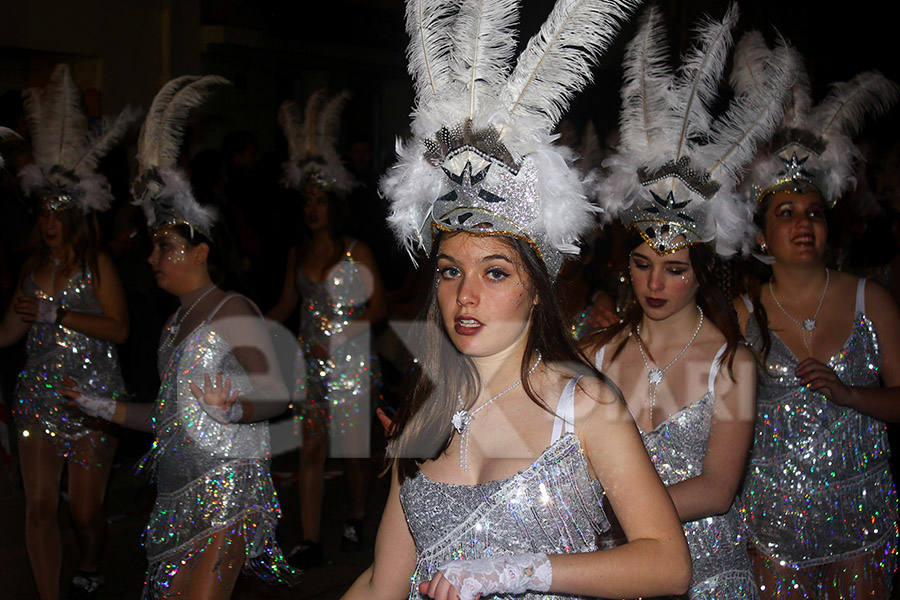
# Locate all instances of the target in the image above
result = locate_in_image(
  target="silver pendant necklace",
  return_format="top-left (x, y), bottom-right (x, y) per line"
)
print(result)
top-left (768, 268), bottom-right (829, 349)
top-left (453, 352), bottom-right (542, 471)
top-left (166, 284), bottom-right (217, 345)
top-left (634, 306), bottom-right (704, 424)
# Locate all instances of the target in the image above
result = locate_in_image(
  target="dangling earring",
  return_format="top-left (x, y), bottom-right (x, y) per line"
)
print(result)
top-left (760, 242), bottom-right (768, 254)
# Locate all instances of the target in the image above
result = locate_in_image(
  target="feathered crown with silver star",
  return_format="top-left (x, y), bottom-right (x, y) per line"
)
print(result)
top-left (382, 0), bottom-right (641, 278)
top-left (19, 64), bottom-right (139, 214)
top-left (596, 6), bottom-right (797, 256)
top-left (741, 52), bottom-right (899, 208)
top-left (279, 90), bottom-right (357, 196)
top-left (132, 75), bottom-right (229, 238)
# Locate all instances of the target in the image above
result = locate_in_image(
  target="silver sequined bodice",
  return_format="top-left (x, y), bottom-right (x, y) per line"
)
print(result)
top-left (400, 433), bottom-right (608, 600)
top-left (642, 394), bottom-right (757, 599)
top-left (742, 304), bottom-right (898, 568)
top-left (14, 267), bottom-right (124, 464)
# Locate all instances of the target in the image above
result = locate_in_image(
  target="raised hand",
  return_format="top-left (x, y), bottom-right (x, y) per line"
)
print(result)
top-left (189, 372), bottom-right (243, 423)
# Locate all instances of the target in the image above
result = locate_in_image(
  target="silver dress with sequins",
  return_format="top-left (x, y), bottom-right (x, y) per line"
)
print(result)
top-left (742, 296), bottom-right (898, 572)
top-left (141, 303), bottom-right (292, 597)
top-left (295, 243), bottom-right (379, 452)
top-left (642, 394), bottom-right (757, 599)
top-left (13, 267), bottom-right (124, 465)
top-left (400, 433), bottom-right (608, 600)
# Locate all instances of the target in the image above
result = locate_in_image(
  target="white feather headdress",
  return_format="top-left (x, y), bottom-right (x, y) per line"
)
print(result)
top-left (740, 48), bottom-right (899, 208)
top-left (132, 74), bottom-right (229, 238)
top-left (596, 5), bottom-right (798, 257)
top-left (0, 127), bottom-right (18, 169)
top-left (19, 64), bottom-right (140, 214)
top-left (279, 90), bottom-right (357, 196)
top-left (382, 0), bottom-right (640, 278)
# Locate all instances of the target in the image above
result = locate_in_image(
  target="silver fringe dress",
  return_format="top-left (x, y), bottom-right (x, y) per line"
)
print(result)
top-left (140, 297), bottom-right (293, 597)
top-left (741, 280), bottom-right (898, 586)
top-left (13, 267), bottom-right (124, 466)
top-left (400, 378), bottom-right (608, 600)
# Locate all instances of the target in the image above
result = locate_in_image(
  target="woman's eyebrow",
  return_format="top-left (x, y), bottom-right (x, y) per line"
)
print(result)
top-left (481, 254), bottom-right (513, 264)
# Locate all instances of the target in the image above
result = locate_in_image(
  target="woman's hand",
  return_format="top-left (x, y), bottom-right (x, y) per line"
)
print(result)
top-left (419, 554), bottom-right (552, 600)
top-left (189, 373), bottom-right (243, 423)
top-left (15, 296), bottom-right (59, 323)
top-left (59, 376), bottom-right (117, 421)
top-left (795, 357), bottom-right (851, 405)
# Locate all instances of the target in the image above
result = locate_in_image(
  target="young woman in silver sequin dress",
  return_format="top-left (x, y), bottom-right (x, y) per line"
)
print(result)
top-left (735, 190), bottom-right (900, 597)
top-left (584, 234), bottom-right (758, 600)
top-left (732, 56), bottom-right (900, 598)
top-left (267, 184), bottom-right (387, 565)
top-left (0, 199), bottom-right (128, 600)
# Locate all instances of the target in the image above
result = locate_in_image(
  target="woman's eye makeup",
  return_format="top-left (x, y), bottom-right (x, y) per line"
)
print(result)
top-left (485, 266), bottom-right (510, 280)
top-left (437, 265), bottom-right (459, 279)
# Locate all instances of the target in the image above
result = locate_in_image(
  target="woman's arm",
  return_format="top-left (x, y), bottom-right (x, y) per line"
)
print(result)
top-left (60, 379), bottom-right (156, 433)
top-left (664, 346), bottom-right (757, 521)
top-left (0, 283), bottom-right (32, 348)
top-left (16, 252), bottom-right (129, 344)
top-left (265, 247), bottom-right (299, 323)
top-left (198, 295), bottom-right (290, 422)
top-left (797, 280), bottom-right (900, 422)
top-left (544, 378), bottom-right (691, 599)
top-left (342, 467), bottom-right (418, 600)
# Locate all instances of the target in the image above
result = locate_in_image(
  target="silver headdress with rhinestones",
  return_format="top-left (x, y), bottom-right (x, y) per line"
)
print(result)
top-left (279, 90), bottom-right (357, 196)
top-left (383, 0), bottom-right (640, 278)
top-left (19, 64), bottom-right (140, 214)
top-left (132, 75), bottom-right (229, 238)
top-left (741, 50), bottom-right (899, 208)
top-left (596, 5), bottom-right (797, 257)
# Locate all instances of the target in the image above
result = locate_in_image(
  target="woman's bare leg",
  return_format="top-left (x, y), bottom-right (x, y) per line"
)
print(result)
top-left (66, 433), bottom-right (117, 572)
top-left (18, 432), bottom-right (66, 600)
top-left (299, 410), bottom-right (327, 543)
top-left (750, 547), bottom-right (818, 599)
top-left (162, 527), bottom-right (246, 599)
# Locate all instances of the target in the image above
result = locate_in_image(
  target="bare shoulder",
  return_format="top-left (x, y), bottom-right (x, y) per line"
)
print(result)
top-left (864, 278), bottom-right (900, 316)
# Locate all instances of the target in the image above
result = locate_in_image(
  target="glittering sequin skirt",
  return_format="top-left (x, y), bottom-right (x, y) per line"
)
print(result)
top-left (743, 458), bottom-right (898, 569)
top-left (142, 458), bottom-right (295, 597)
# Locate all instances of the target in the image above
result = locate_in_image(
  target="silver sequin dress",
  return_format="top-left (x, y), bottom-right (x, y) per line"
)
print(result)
top-left (400, 377), bottom-right (609, 600)
top-left (595, 345), bottom-right (757, 600)
top-left (13, 266), bottom-right (124, 466)
top-left (295, 241), bottom-right (379, 454)
top-left (741, 279), bottom-right (898, 573)
top-left (140, 295), bottom-right (292, 597)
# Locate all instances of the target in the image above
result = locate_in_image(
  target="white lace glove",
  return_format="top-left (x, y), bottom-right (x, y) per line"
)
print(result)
top-left (36, 298), bottom-right (60, 323)
top-left (73, 392), bottom-right (117, 421)
top-left (436, 553), bottom-right (552, 600)
top-left (197, 396), bottom-right (244, 424)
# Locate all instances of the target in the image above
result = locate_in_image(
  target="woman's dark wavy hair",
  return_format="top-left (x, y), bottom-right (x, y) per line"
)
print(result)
top-left (21, 203), bottom-right (102, 285)
top-left (583, 230), bottom-right (742, 378)
top-left (167, 220), bottom-right (240, 290)
top-left (388, 231), bottom-right (620, 482)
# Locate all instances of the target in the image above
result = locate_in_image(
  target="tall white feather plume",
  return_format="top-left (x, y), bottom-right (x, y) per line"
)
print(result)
top-left (813, 72), bottom-right (900, 141)
top-left (20, 64), bottom-right (139, 213)
top-left (278, 90), bottom-right (356, 195)
top-left (506, 0), bottom-right (640, 134)
top-left (134, 75), bottom-right (229, 236)
top-left (450, 0), bottom-right (519, 119)
top-left (405, 0), bottom-right (459, 109)
top-left (137, 75), bottom-right (229, 173)
top-left (0, 127), bottom-right (20, 169)
top-left (617, 6), bottom-right (673, 170)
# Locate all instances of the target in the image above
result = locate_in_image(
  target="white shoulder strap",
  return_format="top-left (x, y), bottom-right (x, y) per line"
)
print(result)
top-left (551, 376), bottom-right (581, 444)
top-left (741, 294), bottom-right (754, 313)
top-left (593, 346), bottom-right (607, 371)
top-left (855, 278), bottom-right (866, 315)
top-left (707, 343), bottom-right (728, 395)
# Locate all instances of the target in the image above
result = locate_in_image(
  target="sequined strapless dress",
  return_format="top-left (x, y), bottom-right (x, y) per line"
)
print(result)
top-left (141, 295), bottom-right (292, 597)
top-left (741, 279), bottom-right (898, 572)
top-left (400, 377), bottom-right (609, 600)
top-left (13, 266), bottom-right (124, 466)
top-left (294, 241), bottom-right (380, 454)
top-left (595, 345), bottom-right (756, 600)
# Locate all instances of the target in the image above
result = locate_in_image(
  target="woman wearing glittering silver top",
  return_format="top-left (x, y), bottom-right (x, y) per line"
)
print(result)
top-left (0, 63), bottom-right (134, 600)
top-left (0, 199), bottom-right (129, 600)
top-left (733, 60), bottom-right (900, 597)
top-left (735, 190), bottom-right (900, 597)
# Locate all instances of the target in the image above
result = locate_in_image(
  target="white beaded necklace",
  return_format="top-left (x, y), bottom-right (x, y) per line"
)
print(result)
top-left (634, 306), bottom-right (704, 423)
top-left (166, 284), bottom-right (216, 344)
top-left (768, 268), bottom-right (829, 349)
top-left (453, 352), bottom-right (542, 472)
